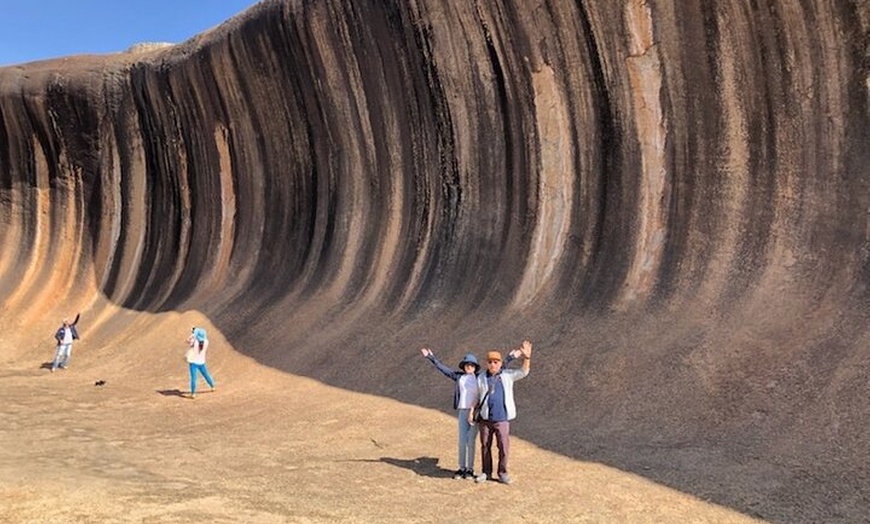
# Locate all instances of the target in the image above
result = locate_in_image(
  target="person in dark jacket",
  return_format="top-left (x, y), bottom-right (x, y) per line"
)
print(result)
top-left (421, 348), bottom-right (481, 479)
top-left (51, 313), bottom-right (81, 372)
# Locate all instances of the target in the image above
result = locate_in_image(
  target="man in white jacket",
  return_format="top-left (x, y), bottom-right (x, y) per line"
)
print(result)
top-left (472, 340), bottom-right (532, 485)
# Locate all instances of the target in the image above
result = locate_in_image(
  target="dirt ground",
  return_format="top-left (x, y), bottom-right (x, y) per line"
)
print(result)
top-left (0, 310), bottom-right (769, 524)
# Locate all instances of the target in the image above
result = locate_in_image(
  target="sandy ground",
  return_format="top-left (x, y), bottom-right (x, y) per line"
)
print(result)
top-left (0, 312), bottom-right (767, 524)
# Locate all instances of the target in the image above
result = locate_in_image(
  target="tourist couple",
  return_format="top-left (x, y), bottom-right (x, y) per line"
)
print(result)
top-left (421, 340), bottom-right (532, 485)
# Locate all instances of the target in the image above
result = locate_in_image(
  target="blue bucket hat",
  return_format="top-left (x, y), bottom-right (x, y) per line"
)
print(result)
top-left (458, 353), bottom-right (479, 372)
top-left (193, 327), bottom-right (207, 342)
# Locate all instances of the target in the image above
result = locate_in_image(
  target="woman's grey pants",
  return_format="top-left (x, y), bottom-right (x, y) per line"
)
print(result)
top-left (457, 408), bottom-right (478, 471)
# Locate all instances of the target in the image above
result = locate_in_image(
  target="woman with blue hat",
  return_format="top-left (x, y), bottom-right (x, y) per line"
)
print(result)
top-left (420, 347), bottom-right (482, 479)
top-left (185, 327), bottom-right (216, 399)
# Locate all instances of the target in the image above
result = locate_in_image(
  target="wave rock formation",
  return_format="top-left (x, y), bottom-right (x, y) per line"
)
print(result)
top-left (1, 1), bottom-right (868, 522)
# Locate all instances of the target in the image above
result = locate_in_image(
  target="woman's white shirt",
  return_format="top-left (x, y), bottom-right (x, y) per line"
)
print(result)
top-left (457, 374), bottom-right (479, 409)
top-left (188, 339), bottom-right (209, 365)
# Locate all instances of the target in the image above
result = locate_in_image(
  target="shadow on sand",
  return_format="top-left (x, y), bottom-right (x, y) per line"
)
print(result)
top-left (349, 456), bottom-right (454, 478)
top-left (157, 389), bottom-right (188, 398)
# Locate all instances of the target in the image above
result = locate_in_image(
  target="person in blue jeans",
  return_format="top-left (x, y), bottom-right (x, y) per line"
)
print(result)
top-left (51, 313), bottom-right (81, 372)
top-left (186, 327), bottom-right (215, 399)
top-left (421, 347), bottom-right (481, 479)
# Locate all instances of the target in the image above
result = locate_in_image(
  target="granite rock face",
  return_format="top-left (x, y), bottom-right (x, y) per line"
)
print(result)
top-left (1, 1), bottom-right (868, 521)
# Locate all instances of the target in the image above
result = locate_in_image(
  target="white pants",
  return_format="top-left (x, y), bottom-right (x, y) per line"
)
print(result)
top-left (52, 343), bottom-right (72, 370)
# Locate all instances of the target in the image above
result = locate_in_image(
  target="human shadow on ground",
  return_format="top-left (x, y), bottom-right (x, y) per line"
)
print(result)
top-left (351, 456), bottom-right (454, 478)
top-left (156, 389), bottom-right (187, 398)
top-left (39, 362), bottom-right (53, 370)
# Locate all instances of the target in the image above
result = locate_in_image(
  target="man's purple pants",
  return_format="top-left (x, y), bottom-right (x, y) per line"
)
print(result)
top-left (478, 420), bottom-right (510, 477)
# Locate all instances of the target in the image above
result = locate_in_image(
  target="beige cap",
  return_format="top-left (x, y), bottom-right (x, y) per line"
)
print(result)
top-left (486, 351), bottom-right (502, 362)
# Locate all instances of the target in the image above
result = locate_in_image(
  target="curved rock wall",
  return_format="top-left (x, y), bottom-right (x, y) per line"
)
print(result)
top-left (1, 1), bottom-right (868, 521)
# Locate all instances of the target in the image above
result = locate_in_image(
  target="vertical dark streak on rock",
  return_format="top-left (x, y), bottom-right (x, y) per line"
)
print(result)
top-left (225, 9), bottom-right (314, 306)
top-left (22, 90), bottom-right (56, 188)
top-left (658, 1), bottom-right (724, 304)
top-left (0, 103), bottom-right (11, 189)
top-left (377, 1), bottom-right (433, 311)
top-left (652, 8), bottom-right (684, 304)
top-left (100, 83), bottom-right (131, 300)
top-left (473, 3), bottom-right (521, 307)
top-left (165, 64), bottom-right (204, 309)
top-left (298, 3), bottom-right (340, 300)
top-left (278, 9), bottom-right (321, 298)
top-left (408, 16), bottom-right (462, 306)
top-left (722, 0), bottom-right (778, 304)
top-left (222, 31), bottom-right (272, 302)
top-left (850, 0), bottom-right (870, 301)
top-left (572, 0), bottom-right (623, 308)
top-left (128, 65), bottom-right (183, 311)
top-left (333, 0), bottom-right (390, 303)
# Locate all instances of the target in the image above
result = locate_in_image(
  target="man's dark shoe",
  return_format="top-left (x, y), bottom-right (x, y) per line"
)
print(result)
top-left (453, 469), bottom-right (464, 479)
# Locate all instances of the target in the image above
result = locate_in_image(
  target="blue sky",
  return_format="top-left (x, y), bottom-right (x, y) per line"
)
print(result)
top-left (0, 0), bottom-right (260, 66)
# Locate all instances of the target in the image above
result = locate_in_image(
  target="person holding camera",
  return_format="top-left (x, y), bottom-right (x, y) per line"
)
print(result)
top-left (186, 327), bottom-right (216, 399)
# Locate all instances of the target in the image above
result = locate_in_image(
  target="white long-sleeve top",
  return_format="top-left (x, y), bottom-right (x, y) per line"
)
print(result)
top-left (187, 338), bottom-right (209, 365)
top-left (456, 374), bottom-right (480, 409)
